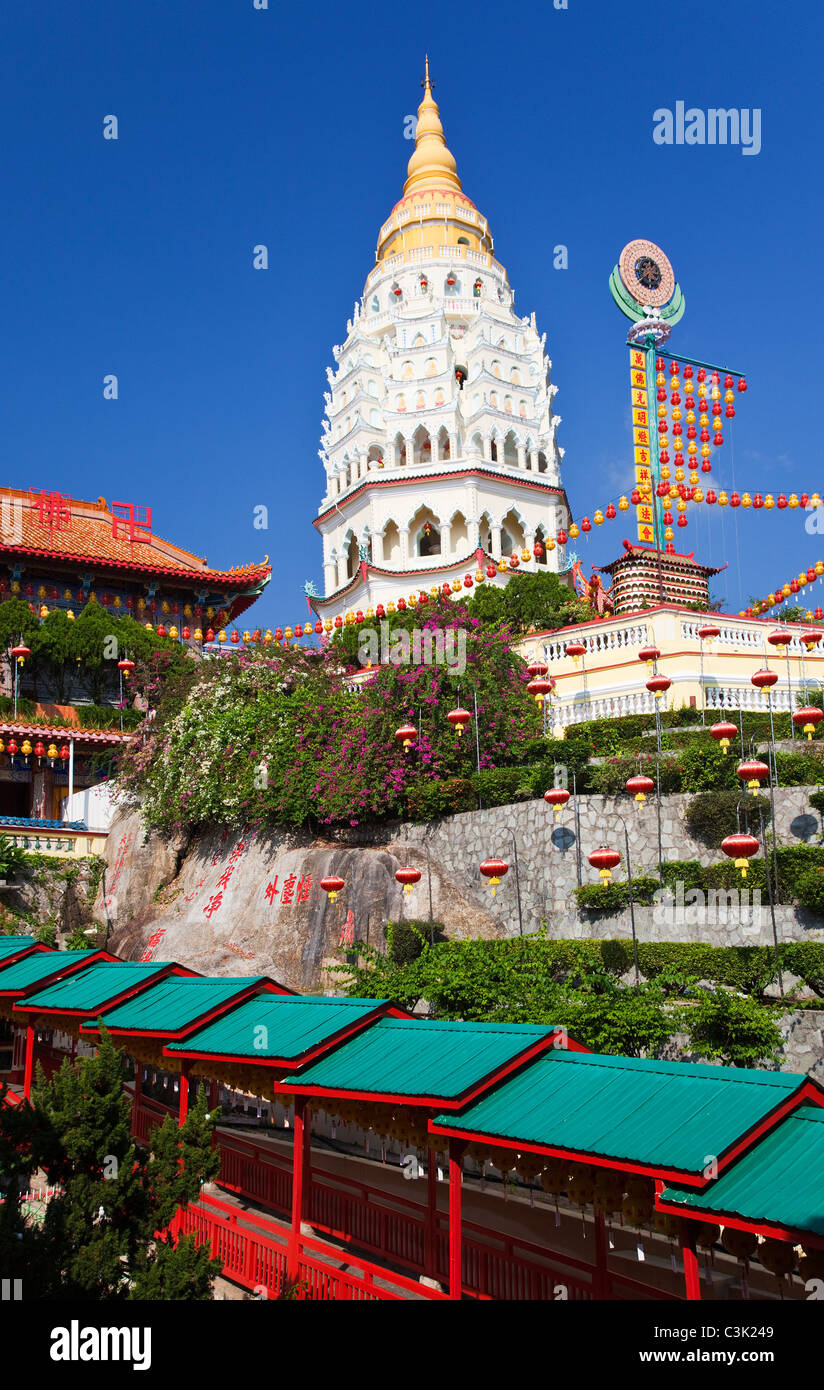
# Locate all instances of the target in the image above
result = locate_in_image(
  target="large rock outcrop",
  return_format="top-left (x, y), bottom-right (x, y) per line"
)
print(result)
top-left (92, 805), bottom-right (506, 992)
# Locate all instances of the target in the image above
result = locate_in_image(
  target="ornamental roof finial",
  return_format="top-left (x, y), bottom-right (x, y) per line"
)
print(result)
top-left (403, 57), bottom-right (462, 196)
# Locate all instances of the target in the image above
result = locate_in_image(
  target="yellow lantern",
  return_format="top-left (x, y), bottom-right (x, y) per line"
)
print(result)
top-left (764, 494), bottom-right (775, 509)
top-left (475, 570), bottom-right (485, 583)
top-left (21, 741), bottom-right (32, 757)
top-left (676, 498), bottom-right (687, 513)
top-left (206, 606), bottom-right (215, 619)
top-left (693, 488), bottom-right (704, 503)
top-left (451, 579), bottom-right (462, 592)
top-left (184, 604), bottom-right (192, 617)
top-left (700, 443), bottom-right (712, 458)
top-left (67, 610), bottom-right (75, 621)
top-left (568, 523), bottom-right (580, 539)
top-left (39, 605), bottom-right (48, 618)
top-left (810, 495), bottom-right (821, 509)
top-left (218, 628), bottom-right (227, 642)
top-left (789, 495), bottom-right (799, 509)
top-left (782, 583), bottom-right (792, 597)
top-left (656, 373), bottom-right (666, 387)
top-left (664, 527), bottom-right (674, 541)
top-left (47, 743), bottom-right (58, 760)
top-left (657, 404), bottom-right (667, 419)
top-left (718, 491), bottom-right (729, 507)
top-left (324, 618), bottom-right (333, 631)
top-left (816, 562), bottom-right (824, 577)
top-left (145, 622), bottom-right (153, 631)
top-left (497, 560), bottom-right (507, 573)
top-left (593, 510), bottom-right (604, 526)
top-left (194, 628), bottom-right (203, 641)
top-left (659, 464), bottom-right (671, 480)
top-left (387, 602), bottom-right (396, 614)
top-left (113, 596), bottom-right (122, 608)
top-left (618, 496), bottom-right (629, 511)
top-left (674, 467), bottom-right (685, 482)
top-left (169, 626), bottom-right (179, 639)
top-left (546, 537), bottom-right (556, 550)
top-left (263, 629), bottom-right (273, 644)
top-left (741, 492), bottom-right (752, 507)
top-left (161, 600), bottom-right (170, 613)
top-left (137, 597), bottom-right (146, 611)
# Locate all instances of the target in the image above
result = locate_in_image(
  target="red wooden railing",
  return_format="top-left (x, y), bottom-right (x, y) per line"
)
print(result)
top-left (133, 1101), bottom-right (678, 1302)
top-left (176, 1192), bottom-right (445, 1301)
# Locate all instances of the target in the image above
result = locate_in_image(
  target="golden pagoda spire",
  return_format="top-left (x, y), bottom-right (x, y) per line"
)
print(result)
top-left (403, 56), bottom-right (462, 196)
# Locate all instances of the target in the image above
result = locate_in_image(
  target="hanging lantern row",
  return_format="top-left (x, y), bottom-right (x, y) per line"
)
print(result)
top-left (748, 561), bottom-right (824, 617)
top-left (0, 739), bottom-right (70, 764)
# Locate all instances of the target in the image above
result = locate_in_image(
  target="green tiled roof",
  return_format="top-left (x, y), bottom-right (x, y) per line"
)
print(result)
top-left (432, 1051), bottom-right (805, 1175)
top-left (0, 936), bottom-right (37, 953)
top-left (14, 962), bottom-right (177, 1013)
top-left (281, 1019), bottom-right (556, 1099)
top-left (165, 995), bottom-right (389, 1060)
top-left (0, 951), bottom-right (76, 993)
top-left (660, 1104), bottom-right (824, 1235)
top-left (82, 975), bottom-right (273, 1035)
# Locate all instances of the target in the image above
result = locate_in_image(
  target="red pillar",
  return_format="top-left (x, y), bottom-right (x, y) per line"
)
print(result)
top-left (681, 1219), bottom-right (702, 1301)
top-left (448, 1139), bottom-right (466, 1301)
top-left (593, 1209), bottom-right (609, 1298)
top-left (423, 1145), bottom-right (438, 1280)
top-left (178, 1061), bottom-right (192, 1127)
top-left (287, 1098), bottom-right (310, 1284)
top-left (23, 1024), bottom-right (35, 1099)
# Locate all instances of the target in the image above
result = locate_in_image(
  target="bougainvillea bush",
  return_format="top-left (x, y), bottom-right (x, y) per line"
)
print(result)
top-left (115, 598), bottom-right (542, 832)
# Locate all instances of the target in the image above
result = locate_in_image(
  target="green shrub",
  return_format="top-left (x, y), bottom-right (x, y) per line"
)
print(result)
top-left (384, 919), bottom-right (446, 964)
top-left (795, 867), bottom-right (824, 914)
top-left (684, 791), bottom-right (771, 848)
top-left (678, 741), bottom-right (738, 792)
top-left (681, 989), bottom-right (783, 1068)
top-left (774, 750), bottom-right (824, 787)
top-left (406, 777), bottom-right (476, 821)
top-left (574, 878), bottom-right (660, 914)
top-left (588, 756), bottom-right (680, 797)
top-left (809, 789), bottom-right (824, 818)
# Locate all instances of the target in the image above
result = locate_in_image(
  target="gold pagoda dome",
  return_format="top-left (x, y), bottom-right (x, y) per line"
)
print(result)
top-left (374, 58), bottom-right (497, 270)
top-left (403, 56), bottom-right (462, 196)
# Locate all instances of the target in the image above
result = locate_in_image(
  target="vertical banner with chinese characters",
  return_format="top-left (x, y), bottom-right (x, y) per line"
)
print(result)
top-left (629, 347), bottom-right (657, 546)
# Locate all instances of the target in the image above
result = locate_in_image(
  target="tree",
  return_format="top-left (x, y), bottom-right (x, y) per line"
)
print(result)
top-left (0, 1029), bottom-right (221, 1299)
top-left (683, 988), bottom-right (783, 1068)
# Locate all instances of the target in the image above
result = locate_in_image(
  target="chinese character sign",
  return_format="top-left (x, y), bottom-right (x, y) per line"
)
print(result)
top-left (629, 347), bottom-right (657, 545)
top-left (30, 490), bottom-right (72, 533)
top-left (112, 501), bottom-right (152, 544)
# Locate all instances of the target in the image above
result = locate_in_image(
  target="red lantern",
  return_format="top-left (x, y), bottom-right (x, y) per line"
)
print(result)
top-left (395, 723), bottom-right (417, 752)
top-left (720, 832), bottom-right (760, 879)
top-left (777, 495), bottom-right (788, 510)
top-left (646, 674), bottom-right (671, 700)
top-left (710, 720), bottom-right (737, 753)
top-left (395, 867), bottom-right (422, 896)
top-left (7, 740), bottom-right (18, 757)
top-left (527, 677), bottom-right (553, 704)
top-left (736, 759), bottom-right (770, 793)
top-left (117, 658), bottom-right (136, 679)
top-left (556, 529), bottom-right (567, 547)
top-left (205, 628), bottom-right (215, 642)
top-left (705, 489), bottom-right (717, 505)
top-left (605, 503), bottom-right (616, 520)
top-left (630, 489), bottom-right (641, 506)
top-left (802, 629), bottom-right (823, 651)
top-left (10, 643), bottom-right (30, 664)
top-left (181, 626), bottom-right (191, 640)
top-left (464, 575), bottom-right (473, 588)
top-left (447, 706), bottom-right (472, 737)
top-left (625, 774), bottom-right (654, 803)
top-left (697, 624), bottom-right (721, 642)
top-left (588, 846), bottom-right (621, 884)
top-left (767, 630), bottom-right (792, 649)
top-left (334, 616), bottom-right (343, 630)
top-left (274, 628), bottom-right (283, 641)
top-left (793, 706), bottom-right (824, 741)
top-left (543, 788), bottom-right (570, 819)
top-left (638, 645), bottom-right (661, 666)
top-left (580, 517), bottom-right (592, 533)
top-left (314, 620), bottom-right (324, 635)
top-left (480, 858), bottom-right (508, 896)
top-left (751, 668), bottom-right (778, 690)
top-left (375, 605), bottom-right (385, 619)
top-left (320, 876), bottom-right (345, 902)
top-left (34, 741), bottom-right (46, 759)
top-left (533, 541), bottom-right (545, 557)
top-left (738, 378), bottom-right (747, 392)
top-left (59, 744), bottom-right (70, 761)
top-left (294, 624), bottom-right (303, 638)
top-left (565, 640), bottom-right (586, 665)
top-left (397, 599), bottom-right (407, 612)
top-left (229, 629), bottom-right (239, 643)
top-left (527, 660), bottom-right (549, 677)
top-left (156, 624), bottom-right (167, 638)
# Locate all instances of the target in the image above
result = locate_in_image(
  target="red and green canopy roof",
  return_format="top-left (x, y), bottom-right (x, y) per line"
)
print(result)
top-left (12, 961), bottom-right (193, 1019)
top-left (0, 948), bottom-right (106, 998)
top-left (80, 975), bottom-right (286, 1039)
top-left (164, 995), bottom-right (394, 1068)
top-left (281, 1018), bottom-right (567, 1108)
top-left (657, 1104), bottom-right (824, 1244)
top-left (429, 1051), bottom-right (817, 1183)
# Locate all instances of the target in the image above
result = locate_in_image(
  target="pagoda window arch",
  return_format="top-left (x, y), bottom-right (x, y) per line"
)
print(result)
top-left (401, 360), bottom-right (414, 380)
top-left (410, 506), bottom-right (441, 557)
top-left (367, 379), bottom-right (378, 396)
top-left (396, 393), bottom-right (407, 412)
top-left (415, 391), bottom-right (425, 411)
top-left (367, 443), bottom-right (384, 466)
top-left (472, 393), bottom-right (481, 414)
top-left (471, 431), bottom-right (483, 456)
top-left (480, 511), bottom-right (493, 552)
top-left (345, 532), bottom-right (360, 578)
top-left (412, 333), bottom-right (426, 348)
top-left (371, 295), bottom-right (380, 313)
top-left (434, 386), bottom-right (445, 406)
top-left (490, 436), bottom-right (499, 462)
top-left (393, 431), bottom-right (407, 465)
top-left (537, 450), bottom-right (548, 473)
top-left (504, 395), bottom-right (513, 414)
top-left (490, 391), bottom-right (498, 411)
top-left (370, 408), bottom-right (380, 425)
top-left (534, 525), bottom-right (548, 565)
top-left (491, 360), bottom-right (502, 379)
top-left (511, 367), bottom-right (521, 385)
top-left (457, 236), bottom-right (470, 246)
top-left (383, 520), bottom-right (401, 563)
top-left (444, 274), bottom-right (461, 295)
top-left (412, 423), bottom-right (431, 464)
top-left (503, 431), bottom-right (518, 467)
top-left (519, 399), bottom-right (527, 418)
top-left (425, 357), bottom-right (438, 376)
top-left (501, 508), bottom-right (526, 555)
top-left (437, 425), bottom-right (450, 461)
top-left (450, 510), bottom-right (468, 550)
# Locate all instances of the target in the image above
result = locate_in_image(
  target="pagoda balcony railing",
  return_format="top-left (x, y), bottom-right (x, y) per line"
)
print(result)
top-left (541, 623), bottom-right (649, 663)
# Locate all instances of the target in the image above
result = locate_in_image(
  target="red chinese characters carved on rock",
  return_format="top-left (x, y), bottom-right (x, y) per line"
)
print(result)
top-left (139, 927), bottom-right (167, 962)
top-left (264, 873), bottom-right (312, 907)
top-left (112, 501), bottom-right (152, 544)
top-left (30, 490), bottom-right (72, 532)
top-left (204, 840), bottom-right (248, 915)
top-left (338, 911), bottom-right (355, 947)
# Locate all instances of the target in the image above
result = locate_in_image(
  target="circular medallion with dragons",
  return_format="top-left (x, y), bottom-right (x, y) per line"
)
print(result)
top-left (618, 239), bottom-right (675, 308)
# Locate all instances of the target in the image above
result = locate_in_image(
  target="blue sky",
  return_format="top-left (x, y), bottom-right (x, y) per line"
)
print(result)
top-left (2, 0), bottom-right (823, 626)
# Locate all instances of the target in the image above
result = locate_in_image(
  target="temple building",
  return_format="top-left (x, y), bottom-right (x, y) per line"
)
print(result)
top-left (598, 541), bottom-right (726, 615)
top-left (0, 486), bottom-right (270, 826)
top-left (311, 60), bottom-right (572, 626)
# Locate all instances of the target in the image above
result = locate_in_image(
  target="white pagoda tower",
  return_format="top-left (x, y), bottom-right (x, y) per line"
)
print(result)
top-left (311, 59), bottom-right (572, 625)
